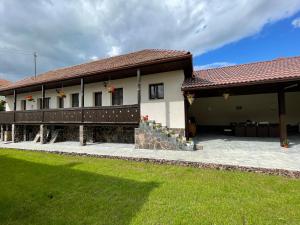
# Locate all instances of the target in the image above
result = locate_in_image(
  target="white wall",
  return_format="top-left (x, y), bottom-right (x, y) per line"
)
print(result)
top-left (190, 92), bottom-right (300, 126)
top-left (140, 70), bottom-right (185, 128)
top-left (4, 70), bottom-right (186, 129)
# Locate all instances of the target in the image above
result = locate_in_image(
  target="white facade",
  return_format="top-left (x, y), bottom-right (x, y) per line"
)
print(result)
top-left (5, 70), bottom-right (186, 129)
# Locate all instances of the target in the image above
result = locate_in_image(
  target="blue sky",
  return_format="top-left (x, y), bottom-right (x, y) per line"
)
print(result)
top-left (194, 12), bottom-right (300, 69)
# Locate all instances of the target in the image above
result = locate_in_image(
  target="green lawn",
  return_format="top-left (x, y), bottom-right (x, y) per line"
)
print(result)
top-left (0, 149), bottom-right (299, 225)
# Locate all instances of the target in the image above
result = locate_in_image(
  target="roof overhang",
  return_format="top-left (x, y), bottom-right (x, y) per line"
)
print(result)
top-left (0, 54), bottom-right (193, 96)
top-left (182, 78), bottom-right (300, 97)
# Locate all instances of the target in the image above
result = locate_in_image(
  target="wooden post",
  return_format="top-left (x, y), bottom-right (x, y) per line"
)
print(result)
top-left (80, 78), bottom-right (85, 122)
top-left (41, 85), bottom-right (45, 122)
top-left (41, 85), bottom-right (45, 109)
top-left (184, 93), bottom-right (190, 140)
top-left (13, 89), bottom-right (17, 122)
top-left (137, 69), bottom-right (141, 105)
top-left (278, 90), bottom-right (287, 146)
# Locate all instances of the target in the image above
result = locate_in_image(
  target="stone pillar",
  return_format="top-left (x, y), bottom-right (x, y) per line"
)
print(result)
top-left (12, 124), bottom-right (22, 143)
top-left (0, 125), bottom-right (4, 141)
top-left (23, 125), bottom-right (27, 142)
top-left (79, 125), bottom-right (87, 146)
top-left (4, 125), bottom-right (10, 142)
top-left (40, 124), bottom-right (47, 144)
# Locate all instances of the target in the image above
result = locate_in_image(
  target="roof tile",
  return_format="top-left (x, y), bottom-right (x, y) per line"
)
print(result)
top-left (1, 49), bottom-right (190, 91)
top-left (183, 56), bottom-right (300, 90)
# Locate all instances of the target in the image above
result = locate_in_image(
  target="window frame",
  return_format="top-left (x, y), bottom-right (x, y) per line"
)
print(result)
top-left (111, 88), bottom-right (123, 106)
top-left (21, 100), bottom-right (27, 111)
top-left (94, 92), bottom-right (102, 107)
top-left (38, 97), bottom-right (50, 109)
top-left (149, 83), bottom-right (164, 100)
top-left (71, 93), bottom-right (79, 108)
top-left (57, 97), bottom-right (64, 109)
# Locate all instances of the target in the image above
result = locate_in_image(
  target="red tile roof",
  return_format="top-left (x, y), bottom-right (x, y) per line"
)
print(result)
top-left (1, 49), bottom-right (190, 92)
top-left (0, 79), bottom-right (12, 87)
top-left (183, 56), bottom-right (300, 90)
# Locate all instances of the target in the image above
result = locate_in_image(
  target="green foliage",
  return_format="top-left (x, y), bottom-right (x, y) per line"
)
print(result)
top-left (0, 149), bottom-right (299, 225)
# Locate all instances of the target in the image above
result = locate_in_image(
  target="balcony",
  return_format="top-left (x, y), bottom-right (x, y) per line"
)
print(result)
top-left (0, 104), bottom-right (140, 125)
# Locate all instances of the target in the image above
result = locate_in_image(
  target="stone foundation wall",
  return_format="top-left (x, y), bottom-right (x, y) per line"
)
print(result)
top-left (88, 126), bottom-right (135, 143)
top-left (12, 125), bottom-right (23, 143)
top-left (58, 126), bottom-right (79, 142)
top-left (135, 126), bottom-right (194, 151)
top-left (25, 125), bottom-right (40, 141)
top-left (50, 125), bottom-right (135, 144)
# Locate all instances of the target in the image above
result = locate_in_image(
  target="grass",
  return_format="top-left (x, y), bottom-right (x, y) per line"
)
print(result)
top-left (0, 149), bottom-right (299, 225)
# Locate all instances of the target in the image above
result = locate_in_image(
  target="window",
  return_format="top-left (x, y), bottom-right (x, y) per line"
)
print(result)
top-left (44, 98), bottom-right (50, 109)
top-left (71, 93), bottom-right (79, 107)
top-left (57, 97), bottom-right (64, 109)
top-left (94, 92), bottom-right (102, 107)
top-left (38, 98), bottom-right (50, 109)
top-left (112, 88), bottom-right (123, 106)
top-left (149, 83), bottom-right (164, 100)
top-left (21, 100), bottom-right (26, 111)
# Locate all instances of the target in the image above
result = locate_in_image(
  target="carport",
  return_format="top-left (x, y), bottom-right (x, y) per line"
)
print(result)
top-left (182, 57), bottom-right (300, 146)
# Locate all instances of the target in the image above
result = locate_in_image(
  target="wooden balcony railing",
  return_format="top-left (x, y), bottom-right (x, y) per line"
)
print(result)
top-left (0, 104), bottom-right (140, 125)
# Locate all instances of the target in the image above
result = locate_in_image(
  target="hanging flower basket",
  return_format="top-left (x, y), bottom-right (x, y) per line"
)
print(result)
top-left (56, 88), bottom-right (66, 98)
top-left (186, 93), bottom-right (195, 105)
top-left (58, 91), bottom-right (66, 98)
top-left (107, 85), bottom-right (115, 93)
top-left (25, 95), bottom-right (34, 101)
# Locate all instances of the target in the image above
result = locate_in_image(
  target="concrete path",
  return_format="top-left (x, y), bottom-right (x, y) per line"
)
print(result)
top-left (0, 135), bottom-right (299, 171)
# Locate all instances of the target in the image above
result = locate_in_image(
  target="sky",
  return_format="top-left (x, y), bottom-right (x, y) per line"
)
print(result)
top-left (0, 0), bottom-right (300, 81)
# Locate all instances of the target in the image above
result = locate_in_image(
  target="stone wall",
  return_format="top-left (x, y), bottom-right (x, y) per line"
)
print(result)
top-left (135, 124), bottom-right (194, 151)
top-left (51, 125), bottom-right (135, 144)
top-left (88, 126), bottom-right (135, 143)
top-left (58, 126), bottom-right (79, 142)
top-left (25, 125), bottom-right (40, 141)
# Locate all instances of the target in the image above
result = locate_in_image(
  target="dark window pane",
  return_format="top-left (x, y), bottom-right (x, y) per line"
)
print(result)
top-left (38, 98), bottom-right (50, 109)
top-left (58, 97), bottom-right (64, 108)
top-left (94, 92), bottom-right (102, 107)
top-left (72, 93), bottom-right (79, 107)
top-left (157, 84), bottom-right (164, 99)
top-left (149, 85), bottom-right (156, 99)
top-left (44, 98), bottom-right (50, 109)
top-left (112, 88), bottom-right (123, 105)
top-left (21, 100), bottom-right (26, 111)
top-left (38, 98), bottom-right (43, 109)
top-left (149, 83), bottom-right (164, 100)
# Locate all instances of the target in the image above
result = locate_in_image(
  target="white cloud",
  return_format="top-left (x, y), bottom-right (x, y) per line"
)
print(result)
top-left (89, 56), bottom-right (99, 61)
top-left (194, 62), bottom-right (236, 70)
top-left (292, 17), bottom-right (300, 28)
top-left (107, 46), bottom-right (121, 57)
top-left (0, 0), bottom-right (300, 80)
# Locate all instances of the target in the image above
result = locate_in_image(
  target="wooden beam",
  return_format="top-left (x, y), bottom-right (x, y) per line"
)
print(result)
top-left (13, 89), bottom-right (17, 111)
top-left (137, 69), bottom-right (141, 105)
top-left (80, 78), bottom-right (85, 108)
top-left (278, 90), bottom-right (287, 146)
top-left (41, 85), bottom-right (45, 109)
top-left (80, 78), bottom-right (85, 122)
top-left (41, 85), bottom-right (45, 122)
top-left (13, 89), bottom-right (17, 122)
top-left (184, 94), bottom-right (190, 140)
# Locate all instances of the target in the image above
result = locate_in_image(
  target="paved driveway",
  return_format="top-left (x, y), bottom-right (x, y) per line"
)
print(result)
top-left (0, 135), bottom-right (299, 171)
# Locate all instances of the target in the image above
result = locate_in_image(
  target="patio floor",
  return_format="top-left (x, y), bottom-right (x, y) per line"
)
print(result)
top-left (0, 135), bottom-right (299, 171)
